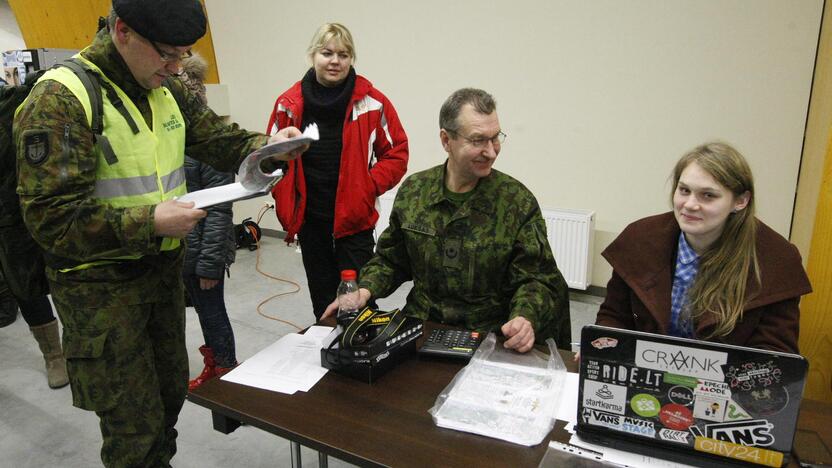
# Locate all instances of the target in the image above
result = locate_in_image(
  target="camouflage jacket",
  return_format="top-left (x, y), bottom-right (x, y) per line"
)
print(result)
top-left (359, 163), bottom-right (571, 348)
top-left (13, 30), bottom-right (268, 292)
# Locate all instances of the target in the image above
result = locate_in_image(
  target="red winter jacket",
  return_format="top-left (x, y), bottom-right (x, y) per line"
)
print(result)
top-left (266, 75), bottom-right (408, 242)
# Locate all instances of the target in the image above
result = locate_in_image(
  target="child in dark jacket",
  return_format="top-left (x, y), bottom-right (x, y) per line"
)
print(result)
top-left (179, 54), bottom-right (238, 390)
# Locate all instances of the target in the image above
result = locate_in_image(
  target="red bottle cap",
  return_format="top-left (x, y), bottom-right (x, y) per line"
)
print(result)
top-left (340, 269), bottom-right (357, 281)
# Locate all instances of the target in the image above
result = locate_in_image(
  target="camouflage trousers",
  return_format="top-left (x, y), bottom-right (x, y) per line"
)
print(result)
top-left (48, 258), bottom-right (188, 468)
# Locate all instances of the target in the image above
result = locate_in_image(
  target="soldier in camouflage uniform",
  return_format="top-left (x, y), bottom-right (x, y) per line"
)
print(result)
top-left (323, 88), bottom-right (570, 353)
top-left (13, 1), bottom-right (304, 466)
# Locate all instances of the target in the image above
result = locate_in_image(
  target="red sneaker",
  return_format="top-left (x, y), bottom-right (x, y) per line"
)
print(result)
top-left (188, 364), bottom-right (217, 391)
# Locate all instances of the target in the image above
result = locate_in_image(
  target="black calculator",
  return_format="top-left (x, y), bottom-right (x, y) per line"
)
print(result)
top-left (418, 329), bottom-right (482, 360)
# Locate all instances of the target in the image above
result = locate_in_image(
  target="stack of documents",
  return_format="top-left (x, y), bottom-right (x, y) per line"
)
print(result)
top-left (221, 326), bottom-right (332, 395)
top-left (178, 123), bottom-right (319, 209)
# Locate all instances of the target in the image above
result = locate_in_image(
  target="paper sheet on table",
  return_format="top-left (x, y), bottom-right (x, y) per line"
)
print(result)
top-left (221, 326), bottom-right (332, 394)
top-left (177, 123), bottom-right (318, 209)
top-left (555, 372), bottom-right (580, 427)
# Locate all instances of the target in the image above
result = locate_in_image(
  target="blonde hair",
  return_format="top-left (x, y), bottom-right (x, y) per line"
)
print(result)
top-left (307, 23), bottom-right (356, 62)
top-left (671, 142), bottom-right (760, 338)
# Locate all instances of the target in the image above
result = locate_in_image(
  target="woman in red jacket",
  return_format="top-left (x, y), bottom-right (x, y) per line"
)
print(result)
top-left (596, 142), bottom-right (811, 353)
top-left (266, 23), bottom-right (408, 319)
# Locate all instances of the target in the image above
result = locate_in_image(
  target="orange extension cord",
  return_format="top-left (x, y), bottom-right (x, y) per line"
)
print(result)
top-left (249, 204), bottom-right (304, 332)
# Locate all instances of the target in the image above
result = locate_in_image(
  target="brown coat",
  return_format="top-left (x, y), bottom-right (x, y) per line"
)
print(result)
top-left (596, 212), bottom-right (811, 353)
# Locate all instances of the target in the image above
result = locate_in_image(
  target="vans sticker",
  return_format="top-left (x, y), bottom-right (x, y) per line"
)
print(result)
top-left (583, 380), bottom-right (627, 415)
top-left (581, 408), bottom-right (623, 430)
top-left (635, 340), bottom-right (727, 381)
top-left (700, 419), bottom-right (775, 447)
top-left (591, 337), bottom-right (619, 349)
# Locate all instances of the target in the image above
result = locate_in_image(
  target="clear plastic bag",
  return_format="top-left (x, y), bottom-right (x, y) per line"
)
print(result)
top-left (428, 332), bottom-right (567, 446)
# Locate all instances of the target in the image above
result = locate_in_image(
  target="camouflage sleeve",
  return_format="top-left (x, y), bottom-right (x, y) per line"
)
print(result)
top-left (358, 190), bottom-right (412, 299)
top-left (14, 80), bottom-right (158, 263)
top-left (168, 78), bottom-right (269, 173)
top-left (507, 199), bottom-right (571, 348)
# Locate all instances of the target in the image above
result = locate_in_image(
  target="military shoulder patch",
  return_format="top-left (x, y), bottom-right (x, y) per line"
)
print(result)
top-left (23, 130), bottom-right (50, 166)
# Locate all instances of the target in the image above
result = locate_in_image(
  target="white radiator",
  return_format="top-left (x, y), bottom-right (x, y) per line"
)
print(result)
top-left (542, 208), bottom-right (595, 290)
top-left (375, 193), bottom-right (595, 290)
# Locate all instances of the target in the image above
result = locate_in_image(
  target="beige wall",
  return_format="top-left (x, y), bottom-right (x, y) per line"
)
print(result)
top-left (207, 0), bottom-right (822, 287)
top-left (0, 0), bottom-right (24, 51)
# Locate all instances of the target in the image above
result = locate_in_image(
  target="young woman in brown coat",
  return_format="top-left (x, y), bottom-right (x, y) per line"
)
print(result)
top-left (596, 142), bottom-right (811, 353)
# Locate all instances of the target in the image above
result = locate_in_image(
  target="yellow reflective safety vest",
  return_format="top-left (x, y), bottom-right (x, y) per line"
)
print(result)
top-left (33, 56), bottom-right (187, 269)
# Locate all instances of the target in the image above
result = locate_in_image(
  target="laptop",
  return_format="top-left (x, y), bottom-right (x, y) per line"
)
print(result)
top-left (576, 325), bottom-right (808, 467)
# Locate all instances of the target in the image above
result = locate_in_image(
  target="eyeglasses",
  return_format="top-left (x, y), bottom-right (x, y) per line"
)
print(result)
top-left (449, 130), bottom-right (507, 148)
top-left (149, 41), bottom-right (193, 63)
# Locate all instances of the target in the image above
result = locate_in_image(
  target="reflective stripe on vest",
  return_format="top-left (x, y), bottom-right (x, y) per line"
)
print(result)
top-left (36, 55), bottom-right (187, 270)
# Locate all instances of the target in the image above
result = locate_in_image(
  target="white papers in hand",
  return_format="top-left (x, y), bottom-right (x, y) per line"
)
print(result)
top-left (238, 123), bottom-right (319, 191)
top-left (177, 123), bottom-right (319, 209)
top-left (177, 176), bottom-right (280, 209)
top-left (221, 327), bottom-right (332, 394)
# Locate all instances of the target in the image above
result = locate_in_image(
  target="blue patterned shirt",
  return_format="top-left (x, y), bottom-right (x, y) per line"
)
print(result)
top-left (670, 233), bottom-right (699, 338)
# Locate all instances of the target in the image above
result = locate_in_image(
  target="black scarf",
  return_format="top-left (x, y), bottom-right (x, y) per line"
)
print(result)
top-left (301, 67), bottom-right (356, 122)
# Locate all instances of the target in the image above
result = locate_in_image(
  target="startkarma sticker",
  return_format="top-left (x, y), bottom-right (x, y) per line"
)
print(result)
top-left (583, 380), bottom-right (628, 415)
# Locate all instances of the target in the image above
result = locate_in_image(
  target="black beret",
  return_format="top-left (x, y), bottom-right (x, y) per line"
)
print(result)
top-left (113, 0), bottom-right (207, 46)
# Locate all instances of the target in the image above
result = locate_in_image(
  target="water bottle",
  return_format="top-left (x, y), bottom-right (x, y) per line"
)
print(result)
top-left (337, 269), bottom-right (360, 327)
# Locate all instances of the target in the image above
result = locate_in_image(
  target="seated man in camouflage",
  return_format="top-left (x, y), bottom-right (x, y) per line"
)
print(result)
top-left (323, 88), bottom-right (570, 353)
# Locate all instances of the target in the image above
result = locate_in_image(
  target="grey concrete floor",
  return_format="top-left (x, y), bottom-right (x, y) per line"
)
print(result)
top-left (0, 235), bottom-right (600, 468)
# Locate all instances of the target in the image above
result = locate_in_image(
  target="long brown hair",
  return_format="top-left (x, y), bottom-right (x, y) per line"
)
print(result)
top-left (671, 142), bottom-right (760, 338)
